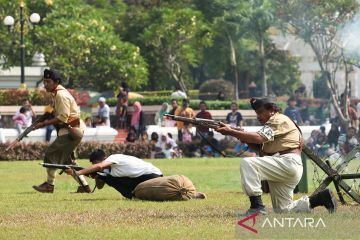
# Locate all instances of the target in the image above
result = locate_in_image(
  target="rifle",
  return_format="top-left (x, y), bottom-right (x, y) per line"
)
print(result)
top-left (40, 163), bottom-right (106, 193)
top-left (40, 163), bottom-right (105, 178)
top-left (6, 112), bottom-right (53, 151)
top-left (164, 114), bottom-right (243, 131)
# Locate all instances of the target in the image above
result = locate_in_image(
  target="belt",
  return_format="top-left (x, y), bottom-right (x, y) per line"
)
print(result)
top-left (264, 148), bottom-right (301, 156)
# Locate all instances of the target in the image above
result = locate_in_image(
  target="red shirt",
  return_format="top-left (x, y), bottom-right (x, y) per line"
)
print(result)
top-left (195, 111), bottom-right (212, 133)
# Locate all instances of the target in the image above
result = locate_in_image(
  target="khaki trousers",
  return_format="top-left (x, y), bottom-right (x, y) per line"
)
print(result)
top-left (240, 153), bottom-right (311, 213)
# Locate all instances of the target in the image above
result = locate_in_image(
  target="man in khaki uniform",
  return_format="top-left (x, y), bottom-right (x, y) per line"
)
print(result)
top-left (32, 69), bottom-right (90, 193)
top-left (216, 97), bottom-right (337, 215)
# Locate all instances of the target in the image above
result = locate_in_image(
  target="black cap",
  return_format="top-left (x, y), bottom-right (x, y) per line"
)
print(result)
top-left (250, 97), bottom-right (276, 110)
top-left (44, 69), bottom-right (62, 83)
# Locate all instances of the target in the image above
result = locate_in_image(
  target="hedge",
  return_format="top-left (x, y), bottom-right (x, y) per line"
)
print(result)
top-left (0, 141), bottom-right (151, 160)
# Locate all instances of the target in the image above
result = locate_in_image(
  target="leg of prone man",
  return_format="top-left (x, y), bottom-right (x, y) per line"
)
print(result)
top-left (66, 149), bottom-right (163, 199)
top-left (240, 154), bottom-right (336, 215)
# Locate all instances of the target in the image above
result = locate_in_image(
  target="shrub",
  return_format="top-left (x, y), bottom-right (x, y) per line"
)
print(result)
top-left (0, 141), bottom-right (151, 160)
top-left (199, 79), bottom-right (235, 100)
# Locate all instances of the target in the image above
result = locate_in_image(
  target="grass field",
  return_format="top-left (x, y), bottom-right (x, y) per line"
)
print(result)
top-left (0, 157), bottom-right (360, 240)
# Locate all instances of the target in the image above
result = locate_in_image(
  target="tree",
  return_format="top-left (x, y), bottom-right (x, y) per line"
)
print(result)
top-left (140, 7), bottom-right (212, 93)
top-left (33, 0), bottom-right (148, 91)
top-left (274, 0), bottom-right (359, 128)
top-left (239, 0), bottom-right (274, 96)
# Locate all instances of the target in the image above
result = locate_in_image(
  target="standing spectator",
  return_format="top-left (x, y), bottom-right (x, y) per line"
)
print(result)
top-left (169, 99), bottom-right (179, 115)
top-left (131, 101), bottom-right (145, 137)
top-left (284, 96), bottom-right (303, 125)
top-left (226, 102), bottom-right (243, 128)
top-left (217, 91), bottom-right (225, 101)
top-left (22, 100), bottom-right (36, 127)
top-left (348, 104), bottom-right (358, 129)
top-left (195, 101), bottom-right (212, 136)
top-left (174, 99), bottom-right (195, 141)
top-left (327, 124), bottom-right (340, 150)
top-left (12, 107), bottom-right (27, 134)
top-left (294, 89), bottom-right (303, 107)
top-left (97, 97), bottom-right (111, 127)
top-left (171, 86), bottom-right (187, 99)
top-left (115, 85), bottom-right (129, 129)
top-left (44, 104), bottom-right (55, 142)
top-left (154, 102), bottom-right (170, 126)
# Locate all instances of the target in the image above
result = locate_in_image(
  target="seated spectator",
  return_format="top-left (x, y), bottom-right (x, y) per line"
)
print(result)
top-left (226, 102), bottom-right (243, 127)
top-left (234, 143), bottom-right (256, 157)
top-left (155, 134), bottom-right (180, 159)
top-left (84, 117), bottom-right (93, 128)
top-left (195, 101), bottom-right (212, 136)
top-left (97, 97), bottom-right (111, 127)
top-left (12, 107), bottom-right (27, 134)
top-left (131, 101), bottom-right (145, 137)
top-left (338, 127), bottom-right (359, 155)
top-left (284, 96), bottom-right (303, 125)
top-left (182, 123), bottom-right (193, 143)
top-left (139, 132), bottom-right (149, 143)
top-left (327, 124), bottom-right (340, 149)
top-left (126, 126), bottom-right (138, 143)
top-left (201, 131), bottom-right (220, 157)
top-left (94, 116), bottom-right (106, 126)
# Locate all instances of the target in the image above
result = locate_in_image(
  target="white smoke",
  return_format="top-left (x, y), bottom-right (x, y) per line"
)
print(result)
top-left (340, 11), bottom-right (360, 61)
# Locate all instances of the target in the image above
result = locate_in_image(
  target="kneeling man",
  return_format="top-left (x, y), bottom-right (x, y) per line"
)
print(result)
top-left (216, 97), bottom-right (337, 215)
top-left (66, 149), bottom-right (162, 199)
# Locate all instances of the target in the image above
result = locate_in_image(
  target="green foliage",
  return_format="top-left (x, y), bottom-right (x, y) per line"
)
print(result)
top-left (139, 7), bottom-right (212, 92)
top-left (0, 89), bottom-right (51, 105)
top-left (198, 79), bottom-right (235, 100)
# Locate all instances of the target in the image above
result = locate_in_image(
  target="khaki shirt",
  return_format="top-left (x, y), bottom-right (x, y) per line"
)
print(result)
top-left (174, 107), bottom-right (195, 129)
top-left (257, 112), bottom-right (301, 154)
top-left (52, 85), bottom-right (85, 136)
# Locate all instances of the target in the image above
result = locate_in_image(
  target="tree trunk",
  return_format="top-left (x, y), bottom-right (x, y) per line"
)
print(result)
top-left (228, 36), bottom-right (239, 100)
top-left (259, 31), bottom-right (267, 96)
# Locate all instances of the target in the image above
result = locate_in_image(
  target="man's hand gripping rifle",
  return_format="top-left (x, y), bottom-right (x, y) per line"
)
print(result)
top-left (40, 163), bottom-right (106, 193)
top-left (164, 114), bottom-right (243, 131)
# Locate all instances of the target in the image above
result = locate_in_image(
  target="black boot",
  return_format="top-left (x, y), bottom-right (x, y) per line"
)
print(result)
top-left (309, 189), bottom-right (337, 213)
top-left (243, 195), bottom-right (267, 216)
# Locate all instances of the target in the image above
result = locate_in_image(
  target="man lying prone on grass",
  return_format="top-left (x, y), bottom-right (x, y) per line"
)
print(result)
top-left (65, 149), bottom-right (206, 201)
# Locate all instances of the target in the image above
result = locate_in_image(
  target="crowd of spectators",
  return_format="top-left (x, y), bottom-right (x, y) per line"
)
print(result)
top-left (9, 85), bottom-right (360, 160)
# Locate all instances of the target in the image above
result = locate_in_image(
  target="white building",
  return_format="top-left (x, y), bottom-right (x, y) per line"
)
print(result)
top-left (270, 31), bottom-right (360, 98)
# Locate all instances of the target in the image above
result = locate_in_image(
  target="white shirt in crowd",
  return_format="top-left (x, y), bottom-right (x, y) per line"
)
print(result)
top-left (104, 154), bottom-right (162, 178)
top-left (98, 104), bottom-right (111, 126)
top-left (171, 90), bottom-right (187, 99)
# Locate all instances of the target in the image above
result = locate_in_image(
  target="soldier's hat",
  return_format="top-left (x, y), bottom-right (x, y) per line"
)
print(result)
top-left (250, 97), bottom-right (276, 110)
top-left (43, 69), bottom-right (62, 84)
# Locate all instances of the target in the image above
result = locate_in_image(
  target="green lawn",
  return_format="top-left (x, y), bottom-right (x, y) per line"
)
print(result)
top-left (0, 158), bottom-right (359, 240)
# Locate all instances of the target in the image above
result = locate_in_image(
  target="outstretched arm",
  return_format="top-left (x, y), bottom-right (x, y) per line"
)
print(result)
top-left (216, 122), bottom-right (266, 144)
top-left (65, 161), bottom-right (113, 176)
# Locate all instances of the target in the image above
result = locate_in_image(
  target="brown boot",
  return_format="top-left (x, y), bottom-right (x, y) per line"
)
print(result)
top-left (75, 185), bottom-right (92, 193)
top-left (33, 182), bottom-right (54, 193)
